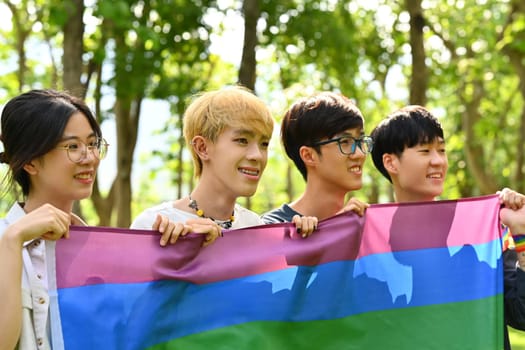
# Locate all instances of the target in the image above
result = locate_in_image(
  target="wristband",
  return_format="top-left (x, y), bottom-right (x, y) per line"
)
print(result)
top-left (513, 233), bottom-right (525, 253)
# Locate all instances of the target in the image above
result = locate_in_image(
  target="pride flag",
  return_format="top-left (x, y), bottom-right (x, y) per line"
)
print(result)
top-left (48, 195), bottom-right (503, 349)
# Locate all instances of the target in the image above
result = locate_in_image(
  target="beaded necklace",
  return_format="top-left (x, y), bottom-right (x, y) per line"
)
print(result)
top-left (188, 195), bottom-right (235, 229)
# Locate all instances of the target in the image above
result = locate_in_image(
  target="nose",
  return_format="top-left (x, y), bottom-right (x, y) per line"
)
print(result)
top-left (430, 150), bottom-right (447, 165)
top-left (247, 143), bottom-right (265, 161)
top-left (79, 145), bottom-right (98, 164)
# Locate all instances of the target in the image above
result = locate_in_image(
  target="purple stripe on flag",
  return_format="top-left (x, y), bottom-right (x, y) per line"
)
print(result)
top-left (57, 211), bottom-right (365, 288)
top-left (57, 195), bottom-right (501, 289)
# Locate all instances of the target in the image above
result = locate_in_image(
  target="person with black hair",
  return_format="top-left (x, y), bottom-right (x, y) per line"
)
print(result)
top-left (371, 104), bottom-right (525, 350)
top-left (262, 92), bottom-right (370, 232)
top-left (0, 89), bottom-right (108, 350)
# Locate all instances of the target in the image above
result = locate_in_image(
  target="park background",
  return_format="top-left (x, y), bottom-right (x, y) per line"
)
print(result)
top-left (0, 0), bottom-right (524, 346)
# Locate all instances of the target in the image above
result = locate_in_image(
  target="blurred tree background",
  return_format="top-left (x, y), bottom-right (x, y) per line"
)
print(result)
top-left (0, 0), bottom-right (524, 230)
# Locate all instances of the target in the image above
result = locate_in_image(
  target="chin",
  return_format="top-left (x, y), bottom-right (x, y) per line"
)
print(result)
top-left (238, 187), bottom-right (258, 197)
top-left (74, 190), bottom-right (94, 201)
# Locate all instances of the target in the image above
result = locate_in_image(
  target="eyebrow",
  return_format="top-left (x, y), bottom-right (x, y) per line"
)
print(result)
top-left (339, 131), bottom-right (365, 138)
top-left (60, 133), bottom-right (97, 141)
top-left (232, 128), bottom-right (270, 139)
top-left (232, 129), bottom-right (254, 136)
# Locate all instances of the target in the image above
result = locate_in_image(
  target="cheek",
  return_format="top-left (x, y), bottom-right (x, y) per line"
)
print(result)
top-left (260, 152), bottom-right (269, 170)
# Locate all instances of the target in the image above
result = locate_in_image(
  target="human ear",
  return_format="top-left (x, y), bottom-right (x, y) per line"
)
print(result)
top-left (191, 136), bottom-right (209, 160)
top-left (23, 162), bottom-right (38, 175)
top-left (299, 146), bottom-right (318, 166)
top-left (382, 153), bottom-right (398, 174)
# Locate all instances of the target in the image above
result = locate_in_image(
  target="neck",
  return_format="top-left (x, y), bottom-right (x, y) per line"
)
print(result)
top-left (291, 183), bottom-right (347, 221)
top-left (394, 190), bottom-right (436, 203)
top-left (188, 188), bottom-right (236, 222)
top-left (23, 195), bottom-right (74, 214)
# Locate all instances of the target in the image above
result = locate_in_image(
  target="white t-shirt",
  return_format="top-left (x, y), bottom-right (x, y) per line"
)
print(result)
top-left (131, 201), bottom-right (264, 230)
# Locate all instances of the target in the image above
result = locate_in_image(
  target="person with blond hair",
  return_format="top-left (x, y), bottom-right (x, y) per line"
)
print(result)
top-left (132, 86), bottom-right (315, 244)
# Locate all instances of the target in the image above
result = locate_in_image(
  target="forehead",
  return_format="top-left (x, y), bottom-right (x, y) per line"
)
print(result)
top-left (337, 127), bottom-right (364, 137)
top-left (401, 137), bottom-right (447, 157)
top-left (61, 112), bottom-right (95, 138)
top-left (412, 137), bottom-right (446, 146)
top-left (223, 126), bottom-right (271, 139)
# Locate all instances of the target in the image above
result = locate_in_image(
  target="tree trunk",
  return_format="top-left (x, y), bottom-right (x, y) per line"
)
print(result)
top-left (5, 1), bottom-right (30, 91)
top-left (62, 0), bottom-right (85, 98)
top-left (239, 0), bottom-right (261, 209)
top-left (238, 0), bottom-right (260, 91)
top-left (176, 102), bottom-right (185, 199)
top-left (61, 0), bottom-right (86, 218)
top-left (115, 97), bottom-right (141, 227)
top-left (405, 0), bottom-right (427, 105)
top-left (461, 80), bottom-right (498, 194)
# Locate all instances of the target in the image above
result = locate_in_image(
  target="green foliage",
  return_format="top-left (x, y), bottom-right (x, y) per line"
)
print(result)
top-left (2, 0), bottom-right (525, 227)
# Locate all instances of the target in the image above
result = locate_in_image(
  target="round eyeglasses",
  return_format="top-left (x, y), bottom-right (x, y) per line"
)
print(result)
top-left (312, 135), bottom-right (374, 155)
top-left (56, 138), bottom-right (109, 163)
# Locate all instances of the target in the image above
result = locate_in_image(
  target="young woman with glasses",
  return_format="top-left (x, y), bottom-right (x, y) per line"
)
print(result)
top-left (0, 89), bottom-right (108, 350)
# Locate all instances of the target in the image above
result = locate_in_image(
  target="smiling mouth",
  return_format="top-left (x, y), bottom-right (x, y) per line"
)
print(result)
top-left (239, 168), bottom-right (260, 176)
top-left (75, 173), bottom-right (93, 180)
top-left (427, 173), bottom-right (443, 179)
top-left (349, 166), bottom-right (361, 173)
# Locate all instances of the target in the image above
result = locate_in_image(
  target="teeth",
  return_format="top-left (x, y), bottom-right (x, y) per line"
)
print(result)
top-left (349, 166), bottom-right (361, 172)
top-left (75, 174), bottom-right (92, 180)
top-left (240, 169), bottom-right (259, 176)
top-left (428, 174), bottom-right (441, 178)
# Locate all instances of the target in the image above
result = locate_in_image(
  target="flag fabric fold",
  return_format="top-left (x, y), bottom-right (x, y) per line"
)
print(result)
top-left (49, 195), bottom-right (503, 349)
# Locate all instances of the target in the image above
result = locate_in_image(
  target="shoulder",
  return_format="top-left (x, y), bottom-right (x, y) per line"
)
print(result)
top-left (130, 202), bottom-right (195, 229)
top-left (261, 204), bottom-right (298, 224)
top-left (0, 203), bottom-right (26, 238)
top-left (232, 204), bottom-right (264, 228)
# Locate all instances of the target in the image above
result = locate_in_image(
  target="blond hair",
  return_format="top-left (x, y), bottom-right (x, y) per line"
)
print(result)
top-left (183, 86), bottom-right (274, 178)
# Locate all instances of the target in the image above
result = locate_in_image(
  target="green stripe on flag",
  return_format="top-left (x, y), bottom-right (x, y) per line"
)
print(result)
top-left (149, 295), bottom-right (503, 350)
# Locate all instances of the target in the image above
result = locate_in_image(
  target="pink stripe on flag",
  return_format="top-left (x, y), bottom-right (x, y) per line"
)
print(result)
top-left (57, 195), bottom-right (501, 289)
top-left (358, 194), bottom-right (501, 257)
top-left (56, 211), bottom-right (365, 288)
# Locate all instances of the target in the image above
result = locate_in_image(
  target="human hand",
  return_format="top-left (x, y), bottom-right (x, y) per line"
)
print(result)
top-left (500, 206), bottom-right (525, 234)
top-left (497, 188), bottom-right (525, 210)
top-left (292, 215), bottom-right (318, 238)
top-left (151, 214), bottom-right (192, 247)
top-left (185, 217), bottom-right (223, 247)
top-left (500, 206), bottom-right (525, 261)
top-left (337, 197), bottom-right (369, 217)
top-left (500, 204), bottom-right (525, 270)
top-left (4, 203), bottom-right (71, 246)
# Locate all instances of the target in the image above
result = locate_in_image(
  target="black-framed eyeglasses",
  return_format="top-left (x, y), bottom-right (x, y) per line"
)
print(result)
top-left (56, 138), bottom-right (109, 163)
top-left (312, 135), bottom-right (374, 155)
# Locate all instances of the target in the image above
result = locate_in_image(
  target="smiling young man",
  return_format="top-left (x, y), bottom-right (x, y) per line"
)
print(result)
top-left (132, 86), bottom-right (279, 245)
top-left (370, 105), bottom-right (447, 202)
top-left (262, 92), bottom-right (370, 228)
top-left (371, 104), bottom-right (525, 350)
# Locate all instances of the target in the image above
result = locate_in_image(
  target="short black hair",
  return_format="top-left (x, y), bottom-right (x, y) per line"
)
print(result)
top-left (370, 105), bottom-right (444, 183)
top-left (281, 92), bottom-right (364, 180)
